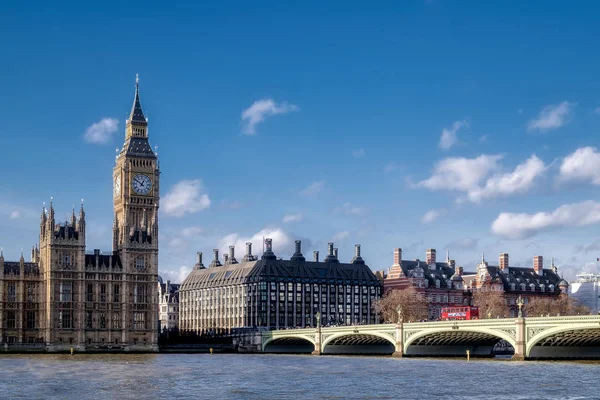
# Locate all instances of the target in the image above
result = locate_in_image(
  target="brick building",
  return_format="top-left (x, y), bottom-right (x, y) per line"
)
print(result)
top-left (471, 254), bottom-right (568, 317)
top-left (384, 248), bottom-right (475, 320)
top-left (384, 247), bottom-right (569, 319)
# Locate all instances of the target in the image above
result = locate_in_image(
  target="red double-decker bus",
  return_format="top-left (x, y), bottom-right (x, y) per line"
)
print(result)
top-left (441, 306), bottom-right (479, 321)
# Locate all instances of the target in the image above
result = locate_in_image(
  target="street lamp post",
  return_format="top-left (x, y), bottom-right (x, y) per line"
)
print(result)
top-left (517, 295), bottom-right (524, 318)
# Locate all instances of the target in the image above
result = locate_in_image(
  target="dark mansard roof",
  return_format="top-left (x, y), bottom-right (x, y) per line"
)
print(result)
top-left (397, 260), bottom-right (475, 285)
top-left (160, 283), bottom-right (180, 303)
top-left (480, 264), bottom-right (563, 294)
top-left (3, 262), bottom-right (39, 275)
top-left (124, 137), bottom-right (156, 159)
top-left (181, 257), bottom-right (381, 291)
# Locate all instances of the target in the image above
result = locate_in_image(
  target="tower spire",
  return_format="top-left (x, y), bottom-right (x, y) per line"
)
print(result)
top-left (129, 74), bottom-right (146, 124)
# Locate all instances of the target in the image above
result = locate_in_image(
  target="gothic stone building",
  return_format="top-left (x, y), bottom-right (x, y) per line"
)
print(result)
top-left (0, 77), bottom-right (160, 351)
top-left (180, 240), bottom-right (382, 332)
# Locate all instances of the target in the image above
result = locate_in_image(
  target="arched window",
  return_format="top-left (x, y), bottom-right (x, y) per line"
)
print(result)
top-left (136, 256), bottom-right (145, 271)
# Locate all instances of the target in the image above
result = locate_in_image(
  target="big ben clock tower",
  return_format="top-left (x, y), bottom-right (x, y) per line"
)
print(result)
top-left (113, 75), bottom-right (159, 350)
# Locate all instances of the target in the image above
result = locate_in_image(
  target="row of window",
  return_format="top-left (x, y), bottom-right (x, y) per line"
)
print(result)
top-left (57, 310), bottom-right (147, 330)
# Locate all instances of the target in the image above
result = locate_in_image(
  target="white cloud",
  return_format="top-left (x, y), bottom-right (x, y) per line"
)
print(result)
top-left (340, 202), bottom-right (368, 216)
top-left (466, 155), bottom-right (546, 203)
top-left (180, 226), bottom-right (204, 237)
top-left (159, 265), bottom-right (192, 284)
top-left (282, 213), bottom-right (303, 223)
top-left (416, 154), bottom-right (545, 203)
top-left (332, 231), bottom-right (349, 241)
top-left (299, 181), bottom-right (324, 197)
top-left (558, 146), bottom-right (600, 185)
top-left (384, 162), bottom-right (398, 173)
top-left (241, 98), bottom-right (299, 134)
top-left (9, 210), bottom-right (20, 220)
top-left (421, 208), bottom-right (447, 224)
top-left (417, 154), bottom-right (503, 193)
top-left (439, 120), bottom-right (468, 150)
top-left (491, 200), bottom-right (600, 239)
top-left (218, 227), bottom-right (297, 260)
top-left (352, 149), bottom-right (365, 158)
top-left (83, 118), bottom-right (119, 144)
top-left (167, 237), bottom-right (186, 250)
top-left (527, 101), bottom-right (573, 132)
top-left (162, 180), bottom-right (211, 217)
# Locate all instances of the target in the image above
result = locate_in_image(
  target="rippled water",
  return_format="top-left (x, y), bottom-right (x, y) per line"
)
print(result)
top-left (0, 354), bottom-right (597, 399)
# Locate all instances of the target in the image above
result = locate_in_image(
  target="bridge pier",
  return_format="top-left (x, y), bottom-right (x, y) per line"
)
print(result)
top-left (392, 322), bottom-right (403, 358)
top-left (311, 327), bottom-right (322, 355)
top-left (512, 317), bottom-right (526, 361)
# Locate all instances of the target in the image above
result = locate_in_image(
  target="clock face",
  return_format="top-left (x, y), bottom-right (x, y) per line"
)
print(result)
top-left (132, 174), bottom-right (152, 195)
top-left (114, 175), bottom-right (121, 198)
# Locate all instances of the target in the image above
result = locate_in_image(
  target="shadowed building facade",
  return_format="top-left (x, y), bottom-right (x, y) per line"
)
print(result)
top-left (179, 240), bottom-right (382, 332)
top-left (0, 77), bottom-right (159, 351)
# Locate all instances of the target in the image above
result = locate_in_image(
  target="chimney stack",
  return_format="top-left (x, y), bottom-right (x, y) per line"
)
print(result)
top-left (224, 254), bottom-right (229, 264)
top-left (243, 242), bottom-right (255, 262)
top-left (325, 243), bottom-right (338, 263)
top-left (333, 248), bottom-right (338, 259)
top-left (210, 249), bottom-right (222, 268)
top-left (393, 248), bottom-right (402, 266)
top-left (457, 266), bottom-right (463, 276)
top-left (194, 252), bottom-right (205, 270)
top-left (534, 255), bottom-right (543, 275)
top-left (351, 244), bottom-right (365, 264)
top-left (426, 248), bottom-right (436, 265)
top-left (226, 245), bottom-right (237, 264)
top-left (261, 238), bottom-right (276, 260)
top-left (314, 251), bottom-right (319, 262)
top-left (499, 253), bottom-right (509, 271)
top-left (265, 238), bottom-right (273, 252)
top-left (449, 259), bottom-right (456, 268)
top-left (291, 240), bottom-right (305, 262)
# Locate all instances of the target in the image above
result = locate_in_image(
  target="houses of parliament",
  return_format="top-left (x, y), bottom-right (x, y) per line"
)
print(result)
top-left (0, 77), bottom-right (160, 352)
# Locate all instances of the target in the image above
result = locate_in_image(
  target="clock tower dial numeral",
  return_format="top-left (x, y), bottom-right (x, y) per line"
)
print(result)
top-left (131, 174), bottom-right (152, 196)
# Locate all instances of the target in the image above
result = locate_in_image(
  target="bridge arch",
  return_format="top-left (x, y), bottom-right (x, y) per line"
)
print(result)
top-left (262, 334), bottom-right (316, 353)
top-left (321, 331), bottom-right (396, 355)
top-left (404, 327), bottom-right (516, 354)
top-left (321, 331), bottom-right (396, 349)
top-left (526, 324), bottom-right (600, 358)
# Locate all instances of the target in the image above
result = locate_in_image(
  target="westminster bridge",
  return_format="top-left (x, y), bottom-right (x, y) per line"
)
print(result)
top-left (260, 315), bottom-right (600, 359)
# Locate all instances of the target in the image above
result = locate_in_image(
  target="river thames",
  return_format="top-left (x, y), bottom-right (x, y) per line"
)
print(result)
top-left (0, 354), bottom-right (596, 399)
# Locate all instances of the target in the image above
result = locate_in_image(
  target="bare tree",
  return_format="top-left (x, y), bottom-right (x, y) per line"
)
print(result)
top-left (472, 290), bottom-right (509, 318)
top-left (525, 296), bottom-right (591, 317)
top-left (373, 286), bottom-right (428, 323)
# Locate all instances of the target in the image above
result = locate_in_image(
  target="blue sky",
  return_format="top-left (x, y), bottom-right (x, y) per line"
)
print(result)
top-left (2, 1), bottom-right (600, 282)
